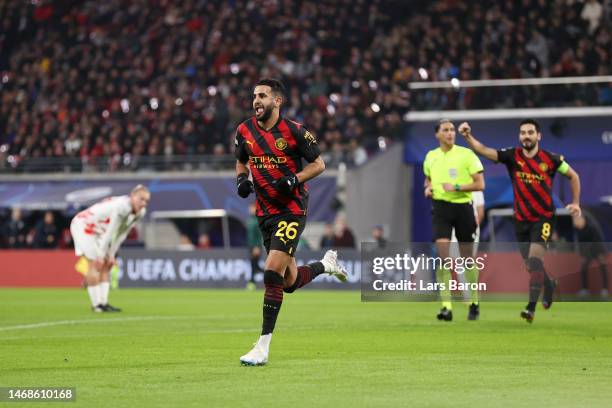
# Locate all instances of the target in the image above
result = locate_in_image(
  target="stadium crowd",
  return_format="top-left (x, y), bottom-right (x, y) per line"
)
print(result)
top-left (0, 0), bottom-right (610, 172)
top-left (0, 208), bottom-right (69, 249)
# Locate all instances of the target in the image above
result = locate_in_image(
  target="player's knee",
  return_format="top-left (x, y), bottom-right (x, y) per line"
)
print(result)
top-left (283, 285), bottom-right (296, 293)
top-left (527, 257), bottom-right (544, 272)
top-left (86, 267), bottom-right (101, 278)
top-left (86, 273), bottom-right (100, 285)
top-left (264, 270), bottom-right (284, 286)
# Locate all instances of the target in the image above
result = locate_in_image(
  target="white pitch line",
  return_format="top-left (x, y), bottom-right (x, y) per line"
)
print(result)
top-left (0, 316), bottom-right (197, 332)
top-left (0, 316), bottom-right (334, 337)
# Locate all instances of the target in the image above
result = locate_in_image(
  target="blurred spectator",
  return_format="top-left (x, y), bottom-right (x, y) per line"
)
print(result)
top-left (297, 237), bottom-right (312, 251)
top-left (581, 0), bottom-right (603, 34)
top-left (371, 225), bottom-right (387, 249)
top-left (4, 208), bottom-right (28, 248)
top-left (526, 30), bottom-right (550, 73)
top-left (197, 233), bottom-right (211, 249)
top-left (332, 216), bottom-right (356, 248)
top-left (347, 139), bottom-right (368, 167)
top-left (319, 222), bottom-right (335, 249)
top-left (33, 211), bottom-right (59, 248)
top-left (573, 212), bottom-right (609, 298)
top-left (177, 234), bottom-right (195, 251)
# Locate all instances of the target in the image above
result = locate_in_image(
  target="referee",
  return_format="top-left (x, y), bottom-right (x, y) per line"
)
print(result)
top-left (424, 119), bottom-right (485, 321)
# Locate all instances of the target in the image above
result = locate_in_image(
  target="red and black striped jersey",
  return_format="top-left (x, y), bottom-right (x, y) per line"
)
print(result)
top-left (497, 147), bottom-right (566, 222)
top-left (234, 116), bottom-right (320, 217)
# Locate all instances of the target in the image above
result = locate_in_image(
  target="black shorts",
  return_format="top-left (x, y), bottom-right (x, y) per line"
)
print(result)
top-left (431, 200), bottom-right (477, 242)
top-left (258, 214), bottom-right (306, 257)
top-left (514, 218), bottom-right (554, 260)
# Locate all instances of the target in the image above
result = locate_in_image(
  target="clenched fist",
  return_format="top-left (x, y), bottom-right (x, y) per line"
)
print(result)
top-left (458, 122), bottom-right (471, 137)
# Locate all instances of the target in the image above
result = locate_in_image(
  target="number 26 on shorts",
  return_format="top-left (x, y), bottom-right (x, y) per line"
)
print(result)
top-left (275, 221), bottom-right (299, 242)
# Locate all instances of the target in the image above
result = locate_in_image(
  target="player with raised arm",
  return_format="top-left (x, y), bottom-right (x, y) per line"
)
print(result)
top-left (70, 185), bottom-right (151, 312)
top-left (235, 78), bottom-right (347, 366)
top-left (459, 119), bottom-right (581, 323)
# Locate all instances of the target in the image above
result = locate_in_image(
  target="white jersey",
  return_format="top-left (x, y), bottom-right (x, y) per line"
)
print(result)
top-left (70, 195), bottom-right (145, 259)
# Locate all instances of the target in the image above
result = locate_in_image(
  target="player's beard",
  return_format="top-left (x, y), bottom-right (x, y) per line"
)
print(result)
top-left (256, 104), bottom-right (274, 122)
top-left (521, 139), bottom-right (536, 151)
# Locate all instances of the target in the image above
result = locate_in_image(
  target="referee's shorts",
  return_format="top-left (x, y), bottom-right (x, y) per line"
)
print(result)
top-left (432, 199), bottom-right (477, 242)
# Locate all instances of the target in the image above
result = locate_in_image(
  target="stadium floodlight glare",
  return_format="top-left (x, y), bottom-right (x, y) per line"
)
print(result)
top-left (149, 98), bottom-right (159, 110)
top-left (377, 136), bottom-right (387, 150)
top-left (120, 99), bottom-right (130, 113)
top-left (418, 67), bottom-right (428, 80)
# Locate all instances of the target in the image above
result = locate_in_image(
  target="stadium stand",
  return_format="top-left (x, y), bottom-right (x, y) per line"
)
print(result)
top-left (0, 0), bottom-right (609, 173)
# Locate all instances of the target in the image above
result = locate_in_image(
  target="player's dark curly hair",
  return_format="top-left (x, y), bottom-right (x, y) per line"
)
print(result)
top-left (519, 118), bottom-right (541, 133)
top-left (256, 78), bottom-right (286, 99)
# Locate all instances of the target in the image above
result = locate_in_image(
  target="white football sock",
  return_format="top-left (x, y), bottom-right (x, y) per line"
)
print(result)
top-left (99, 281), bottom-right (110, 305)
top-left (87, 285), bottom-right (100, 307)
top-left (257, 334), bottom-right (272, 352)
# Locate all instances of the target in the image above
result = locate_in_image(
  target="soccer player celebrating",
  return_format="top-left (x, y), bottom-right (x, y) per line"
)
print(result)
top-left (70, 185), bottom-right (151, 312)
top-left (459, 119), bottom-right (581, 323)
top-left (234, 78), bottom-right (347, 366)
top-left (424, 119), bottom-right (485, 321)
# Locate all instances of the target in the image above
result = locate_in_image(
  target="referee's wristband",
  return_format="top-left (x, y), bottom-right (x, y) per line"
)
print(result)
top-left (454, 184), bottom-right (461, 192)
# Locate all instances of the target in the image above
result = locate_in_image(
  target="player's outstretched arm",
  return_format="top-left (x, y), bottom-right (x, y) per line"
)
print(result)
top-left (564, 166), bottom-right (581, 217)
top-left (458, 122), bottom-right (499, 162)
top-left (296, 156), bottom-right (325, 183)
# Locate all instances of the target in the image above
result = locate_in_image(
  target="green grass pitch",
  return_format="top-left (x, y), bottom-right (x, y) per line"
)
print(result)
top-left (1, 289), bottom-right (612, 407)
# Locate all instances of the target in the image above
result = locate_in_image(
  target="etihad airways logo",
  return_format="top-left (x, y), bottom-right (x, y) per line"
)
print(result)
top-left (249, 155), bottom-right (287, 169)
top-left (516, 171), bottom-right (546, 184)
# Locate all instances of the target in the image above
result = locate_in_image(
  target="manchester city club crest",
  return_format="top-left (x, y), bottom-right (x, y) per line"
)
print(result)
top-left (275, 138), bottom-right (287, 150)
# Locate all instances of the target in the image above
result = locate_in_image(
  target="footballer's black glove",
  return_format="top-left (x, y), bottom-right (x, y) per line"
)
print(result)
top-left (274, 174), bottom-right (299, 196)
top-left (237, 173), bottom-right (254, 198)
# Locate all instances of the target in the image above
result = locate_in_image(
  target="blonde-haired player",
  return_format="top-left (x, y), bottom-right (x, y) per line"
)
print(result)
top-left (70, 185), bottom-right (151, 312)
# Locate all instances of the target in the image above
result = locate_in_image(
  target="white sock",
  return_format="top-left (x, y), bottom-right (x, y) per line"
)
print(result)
top-left (257, 334), bottom-right (272, 352)
top-left (87, 285), bottom-right (100, 307)
top-left (99, 281), bottom-right (110, 305)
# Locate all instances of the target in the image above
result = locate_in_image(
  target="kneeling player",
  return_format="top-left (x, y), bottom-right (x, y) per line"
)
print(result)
top-left (70, 185), bottom-right (151, 312)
